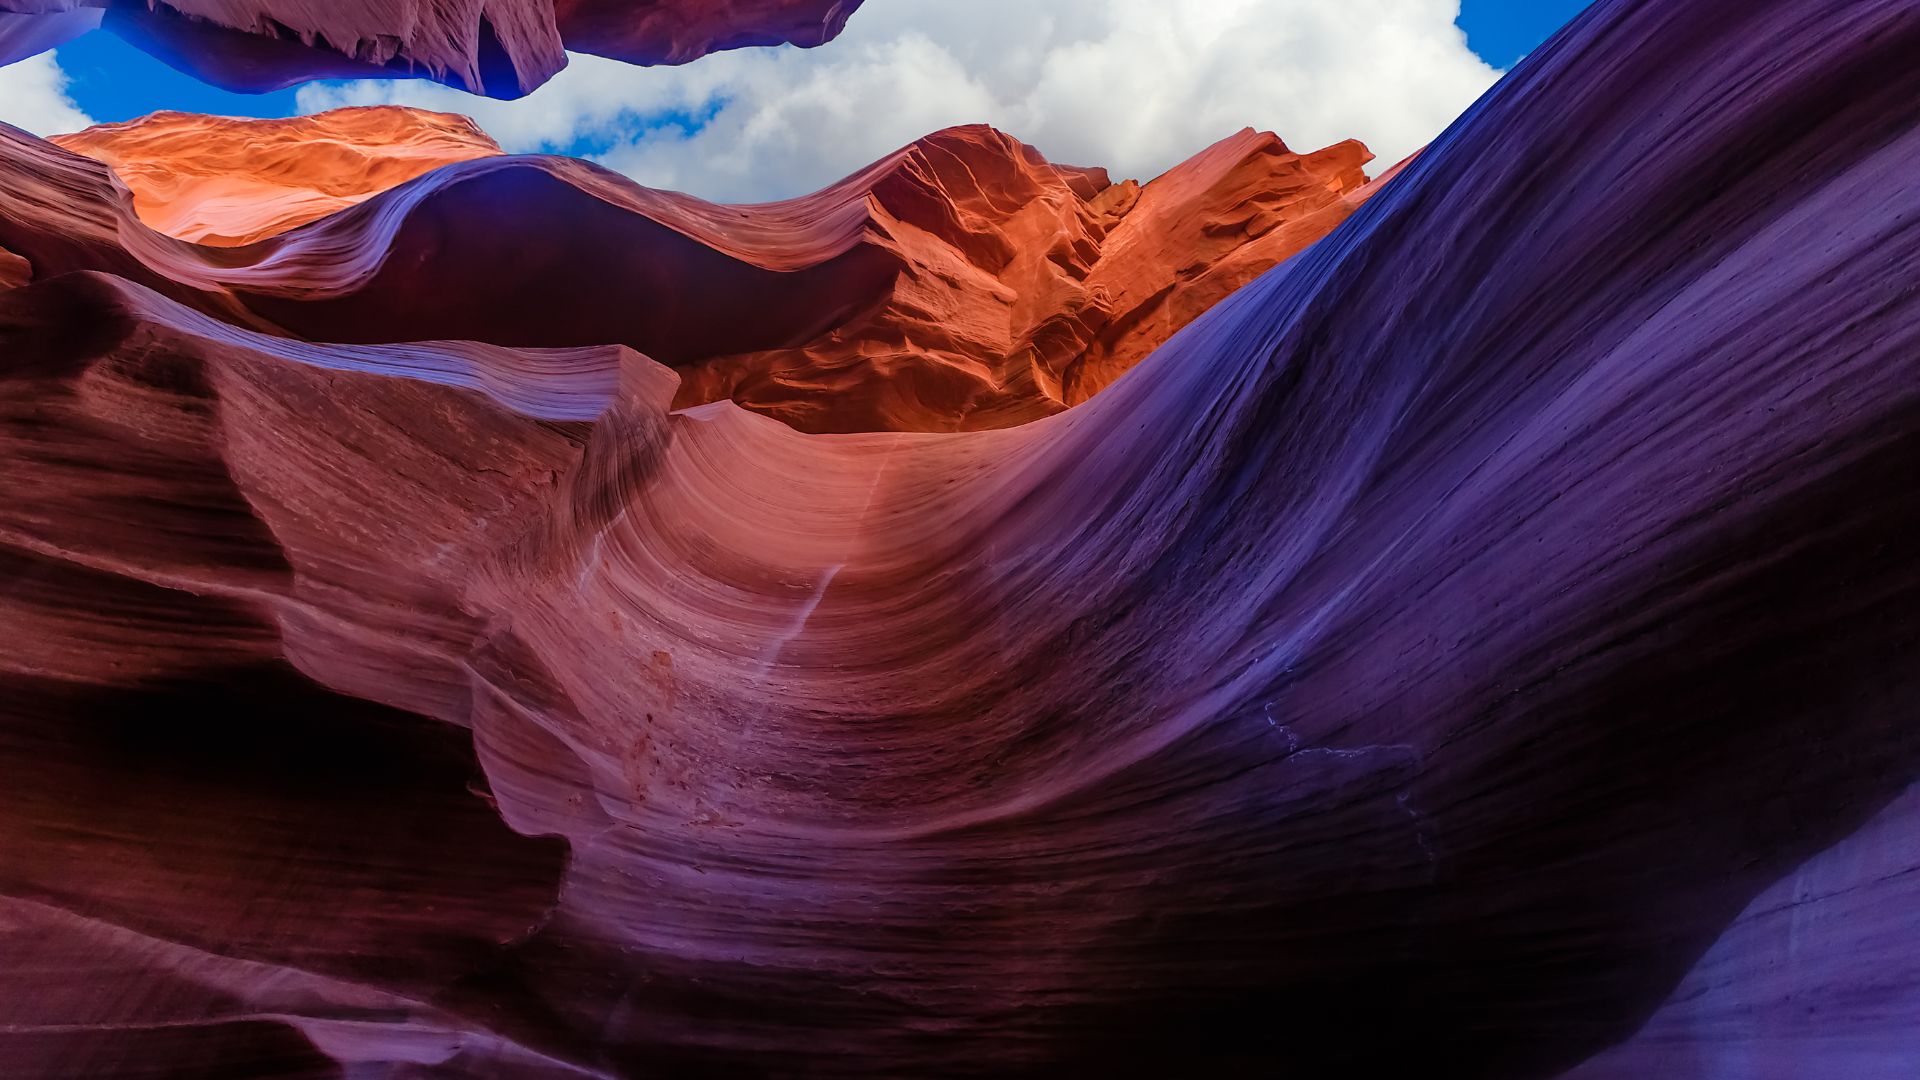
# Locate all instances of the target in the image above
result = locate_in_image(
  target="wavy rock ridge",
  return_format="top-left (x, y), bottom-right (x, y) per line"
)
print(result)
top-left (36, 110), bottom-right (1374, 432)
top-left (2, 0), bottom-right (1919, 1076)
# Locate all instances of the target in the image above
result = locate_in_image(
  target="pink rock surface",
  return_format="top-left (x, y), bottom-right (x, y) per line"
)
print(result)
top-left (0, 0), bottom-right (1916, 1075)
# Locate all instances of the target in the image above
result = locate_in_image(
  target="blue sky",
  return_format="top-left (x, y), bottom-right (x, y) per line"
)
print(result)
top-left (57, 1), bottom-right (1595, 124)
top-left (1458, 0), bottom-right (1595, 68)
top-left (15, 1), bottom-right (1600, 201)
top-left (54, 31), bottom-right (301, 121)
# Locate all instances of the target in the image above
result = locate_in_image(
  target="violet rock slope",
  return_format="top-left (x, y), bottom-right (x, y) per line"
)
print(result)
top-left (2, 0), bottom-right (1920, 1076)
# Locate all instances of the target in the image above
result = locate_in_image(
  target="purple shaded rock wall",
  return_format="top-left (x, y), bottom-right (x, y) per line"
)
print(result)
top-left (1570, 783), bottom-right (1920, 1079)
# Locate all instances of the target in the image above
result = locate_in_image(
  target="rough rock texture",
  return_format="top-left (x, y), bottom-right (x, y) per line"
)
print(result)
top-left (28, 112), bottom-right (1373, 431)
top-left (51, 106), bottom-right (502, 246)
top-left (677, 125), bottom-right (1373, 430)
top-left (1, 0), bottom-right (1918, 1076)
top-left (0, 0), bottom-right (864, 96)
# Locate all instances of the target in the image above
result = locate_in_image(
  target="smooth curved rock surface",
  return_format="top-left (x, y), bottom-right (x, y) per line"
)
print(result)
top-left (0, 0), bottom-right (865, 97)
top-left (1567, 782), bottom-right (1920, 1079)
top-left (51, 106), bottom-right (502, 246)
top-left (0, 5), bottom-right (98, 66)
top-left (1, 0), bottom-right (1918, 1075)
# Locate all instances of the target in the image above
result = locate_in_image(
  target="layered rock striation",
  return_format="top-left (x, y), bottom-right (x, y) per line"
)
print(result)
top-left (0, 0), bottom-right (1918, 1076)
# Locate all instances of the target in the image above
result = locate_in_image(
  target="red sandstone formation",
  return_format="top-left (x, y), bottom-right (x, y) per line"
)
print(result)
top-left (680, 126), bottom-right (1373, 430)
top-left (2, 0), bottom-right (1919, 1076)
top-left (0, 0), bottom-right (865, 95)
top-left (38, 110), bottom-right (1372, 431)
top-left (51, 106), bottom-right (501, 246)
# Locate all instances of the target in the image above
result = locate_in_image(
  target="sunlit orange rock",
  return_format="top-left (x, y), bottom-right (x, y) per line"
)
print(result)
top-left (43, 109), bottom-right (1376, 431)
top-left (53, 107), bottom-right (502, 247)
top-left (679, 125), bottom-right (1375, 430)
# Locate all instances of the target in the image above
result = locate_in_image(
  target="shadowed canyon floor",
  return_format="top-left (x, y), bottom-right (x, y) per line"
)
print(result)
top-left (2, 0), bottom-right (1919, 1076)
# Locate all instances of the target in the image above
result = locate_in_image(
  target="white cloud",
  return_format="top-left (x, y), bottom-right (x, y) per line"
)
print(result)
top-left (0, 51), bottom-right (94, 137)
top-left (298, 0), bottom-right (1499, 202)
